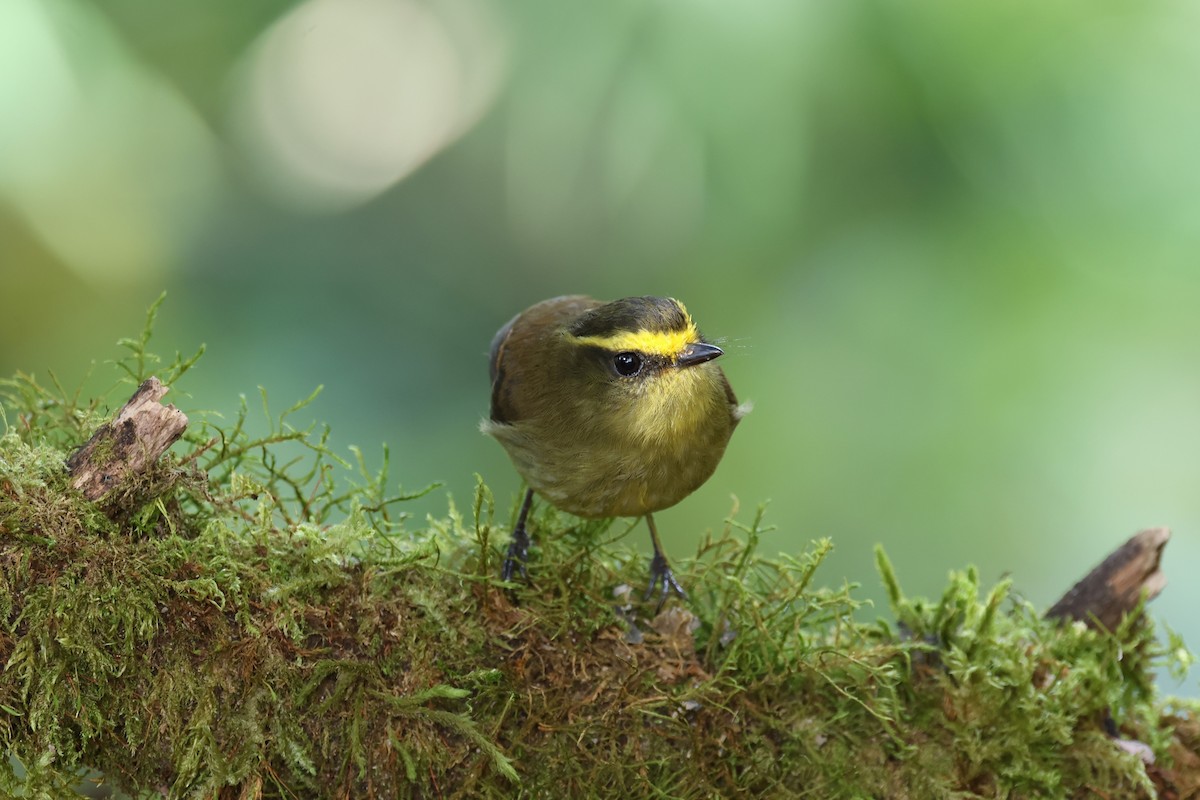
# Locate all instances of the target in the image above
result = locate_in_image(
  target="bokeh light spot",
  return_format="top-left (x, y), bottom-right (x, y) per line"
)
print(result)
top-left (230, 0), bottom-right (507, 213)
top-left (0, 0), bottom-right (221, 283)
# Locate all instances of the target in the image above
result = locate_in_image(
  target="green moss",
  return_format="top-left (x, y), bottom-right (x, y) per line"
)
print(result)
top-left (0, 305), bottom-right (1195, 798)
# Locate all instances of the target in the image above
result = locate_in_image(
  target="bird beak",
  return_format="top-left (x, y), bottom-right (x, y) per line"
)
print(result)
top-left (677, 342), bottom-right (723, 367)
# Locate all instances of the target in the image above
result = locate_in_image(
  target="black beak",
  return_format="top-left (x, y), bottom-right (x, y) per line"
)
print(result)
top-left (677, 342), bottom-right (723, 367)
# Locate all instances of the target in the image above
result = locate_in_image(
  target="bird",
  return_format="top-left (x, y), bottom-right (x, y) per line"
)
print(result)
top-left (481, 295), bottom-right (745, 609)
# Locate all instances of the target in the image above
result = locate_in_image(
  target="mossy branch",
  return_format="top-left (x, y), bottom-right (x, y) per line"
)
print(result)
top-left (1, 310), bottom-right (1198, 799)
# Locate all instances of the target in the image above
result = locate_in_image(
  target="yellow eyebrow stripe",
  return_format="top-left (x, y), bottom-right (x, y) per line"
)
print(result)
top-left (569, 324), bottom-right (700, 358)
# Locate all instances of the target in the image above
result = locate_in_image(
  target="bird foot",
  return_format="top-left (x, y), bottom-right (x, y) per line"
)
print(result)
top-left (502, 525), bottom-right (530, 583)
top-left (645, 552), bottom-right (687, 613)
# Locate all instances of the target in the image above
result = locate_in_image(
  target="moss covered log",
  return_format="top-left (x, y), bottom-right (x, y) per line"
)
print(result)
top-left (1, 318), bottom-right (1198, 798)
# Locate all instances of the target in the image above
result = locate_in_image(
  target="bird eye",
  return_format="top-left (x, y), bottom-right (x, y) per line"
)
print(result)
top-left (613, 352), bottom-right (642, 377)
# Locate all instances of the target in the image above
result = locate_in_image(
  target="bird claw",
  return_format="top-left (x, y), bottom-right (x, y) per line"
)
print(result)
top-left (502, 526), bottom-right (530, 583)
top-left (644, 552), bottom-right (686, 613)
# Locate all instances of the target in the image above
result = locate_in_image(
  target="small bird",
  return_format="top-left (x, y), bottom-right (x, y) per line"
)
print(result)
top-left (482, 295), bottom-right (745, 609)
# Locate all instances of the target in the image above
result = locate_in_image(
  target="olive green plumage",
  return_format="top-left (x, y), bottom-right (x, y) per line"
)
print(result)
top-left (482, 295), bottom-right (745, 607)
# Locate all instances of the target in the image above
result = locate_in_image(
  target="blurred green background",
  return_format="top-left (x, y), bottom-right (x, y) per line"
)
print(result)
top-left (3, 0), bottom-right (1198, 693)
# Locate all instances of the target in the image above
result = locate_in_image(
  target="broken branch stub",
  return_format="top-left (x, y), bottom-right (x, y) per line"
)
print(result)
top-left (1045, 527), bottom-right (1170, 631)
top-left (66, 377), bottom-right (189, 501)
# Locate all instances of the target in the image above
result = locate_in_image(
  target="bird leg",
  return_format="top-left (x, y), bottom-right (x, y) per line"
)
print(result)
top-left (644, 513), bottom-right (686, 612)
top-left (502, 488), bottom-right (535, 582)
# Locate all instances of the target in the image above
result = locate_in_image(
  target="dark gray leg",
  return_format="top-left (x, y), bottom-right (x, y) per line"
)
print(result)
top-left (644, 513), bottom-right (686, 612)
top-left (502, 488), bottom-right (535, 582)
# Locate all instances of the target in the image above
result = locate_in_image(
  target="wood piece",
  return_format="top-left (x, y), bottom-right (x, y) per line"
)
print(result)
top-left (1045, 527), bottom-right (1170, 631)
top-left (66, 377), bottom-right (189, 501)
